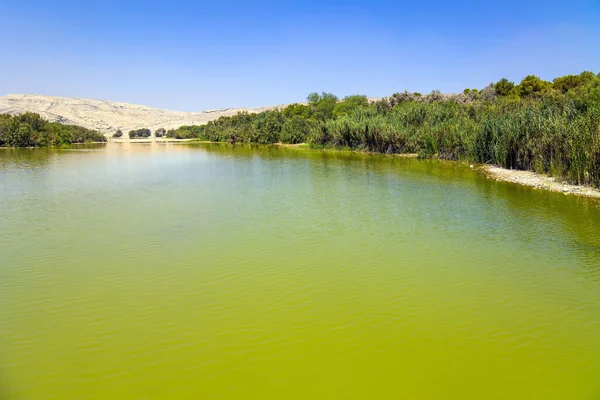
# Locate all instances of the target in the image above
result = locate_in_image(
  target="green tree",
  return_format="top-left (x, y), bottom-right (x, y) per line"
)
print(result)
top-left (0, 115), bottom-right (15, 146)
top-left (113, 129), bottom-right (123, 138)
top-left (332, 95), bottom-right (369, 117)
top-left (129, 128), bottom-right (152, 138)
top-left (18, 112), bottom-right (47, 132)
top-left (307, 92), bottom-right (338, 120)
top-left (281, 116), bottom-right (312, 144)
top-left (11, 123), bottom-right (34, 147)
top-left (282, 103), bottom-right (311, 119)
top-left (494, 78), bottom-right (515, 96)
top-left (553, 71), bottom-right (596, 93)
top-left (516, 75), bottom-right (551, 97)
top-left (254, 110), bottom-right (283, 144)
top-left (0, 113), bottom-right (104, 147)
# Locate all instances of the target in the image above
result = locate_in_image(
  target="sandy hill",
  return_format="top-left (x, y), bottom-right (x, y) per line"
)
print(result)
top-left (0, 94), bottom-right (284, 136)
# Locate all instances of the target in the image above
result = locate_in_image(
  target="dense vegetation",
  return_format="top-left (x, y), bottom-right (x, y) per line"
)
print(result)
top-left (129, 128), bottom-right (152, 139)
top-left (166, 125), bottom-right (203, 139)
top-left (168, 71), bottom-right (600, 187)
top-left (0, 112), bottom-right (106, 147)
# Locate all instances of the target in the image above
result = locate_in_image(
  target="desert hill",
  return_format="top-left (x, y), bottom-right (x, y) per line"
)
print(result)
top-left (0, 94), bottom-right (284, 137)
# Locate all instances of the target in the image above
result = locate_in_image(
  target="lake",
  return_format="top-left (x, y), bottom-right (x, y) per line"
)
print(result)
top-left (1, 143), bottom-right (599, 399)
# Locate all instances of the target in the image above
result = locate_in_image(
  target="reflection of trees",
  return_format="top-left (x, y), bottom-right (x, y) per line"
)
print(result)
top-left (0, 147), bottom-right (53, 167)
top-left (199, 143), bottom-right (600, 283)
top-left (471, 173), bottom-right (600, 282)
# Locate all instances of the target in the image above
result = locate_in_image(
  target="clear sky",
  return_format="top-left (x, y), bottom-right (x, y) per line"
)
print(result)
top-left (1, 0), bottom-right (599, 111)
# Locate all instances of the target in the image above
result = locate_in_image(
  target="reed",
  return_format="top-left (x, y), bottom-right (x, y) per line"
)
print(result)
top-left (172, 72), bottom-right (600, 187)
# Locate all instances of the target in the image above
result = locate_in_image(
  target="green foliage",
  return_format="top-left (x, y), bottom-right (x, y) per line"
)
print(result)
top-left (166, 125), bottom-right (205, 139)
top-left (0, 113), bottom-right (106, 147)
top-left (307, 92), bottom-right (338, 120)
top-left (253, 110), bottom-right (284, 144)
top-left (332, 95), bottom-right (369, 117)
top-left (155, 128), bottom-right (166, 138)
top-left (203, 112), bottom-right (257, 144)
top-left (515, 75), bottom-right (552, 97)
top-left (129, 128), bottom-right (152, 138)
top-left (281, 116), bottom-right (312, 144)
top-left (494, 78), bottom-right (515, 96)
top-left (553, 71), bottom-right (596, 93)
top-left (282, 103), bottom-right (311, 119)
top-left (113, 129), bottom-right (123, 138)
top-left (168, 71), bottom-right (600, 187)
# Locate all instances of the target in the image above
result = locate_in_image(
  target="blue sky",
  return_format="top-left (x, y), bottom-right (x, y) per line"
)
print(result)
top-left (1, 0), bottom-right (599, 111)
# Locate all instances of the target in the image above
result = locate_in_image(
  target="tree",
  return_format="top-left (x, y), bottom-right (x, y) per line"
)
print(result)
top-left (113, 129), bottom-right (123, 138)
top-left (0, 112), bottom-right (105, 147)
top-left (166, 129), bottom-right (177, 138)
top-left (155, 128), bottom-right (166, 137)
top-left (553, 71), bottom-right (596, 93)
top-left (18, 112), bottom-right (47, 132)
top-left (281, 116), bottom-right (312, 144)
top-left (282, 103), bottom-right (311, 119)
top-left (307, 92), bottom-right (338, 120)
top-left (129, 128), bottom-right (151, 138)
top-left (254, 110), bottom-right (283, 144)
top-left (333, 95), bottom-right (369, 117)
top-left (494, 78), bottom-right (515, 96)
top-left (11, 123), bottom-right (34, 147)
top-left (516, 75), bottom-right (551, 97)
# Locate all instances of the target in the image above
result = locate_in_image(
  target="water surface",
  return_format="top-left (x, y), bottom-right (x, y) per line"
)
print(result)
top-left (1, 143), bottom-right (600, 399)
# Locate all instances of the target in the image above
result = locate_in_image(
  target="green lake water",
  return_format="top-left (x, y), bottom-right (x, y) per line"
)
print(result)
top-left (1, 142), bottom-right (599, 399)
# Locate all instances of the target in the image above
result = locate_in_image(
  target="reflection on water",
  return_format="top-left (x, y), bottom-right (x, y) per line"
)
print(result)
top-left (1, 143), bottom-right (600, 399)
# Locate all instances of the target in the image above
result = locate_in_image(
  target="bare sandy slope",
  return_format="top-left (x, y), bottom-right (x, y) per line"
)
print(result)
top-left (0, 94), bottom-right (284, 137)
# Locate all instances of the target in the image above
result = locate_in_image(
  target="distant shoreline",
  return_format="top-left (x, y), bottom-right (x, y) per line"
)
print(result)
top-left (108, 138), bottom-right (198, 143)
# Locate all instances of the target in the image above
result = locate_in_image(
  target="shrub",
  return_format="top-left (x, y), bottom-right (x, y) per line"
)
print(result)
top-left (129, 128), bottom-right (152, 138)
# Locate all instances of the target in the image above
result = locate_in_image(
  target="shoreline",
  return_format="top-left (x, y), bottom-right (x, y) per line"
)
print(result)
top-left (3, 140), bottom-right (600, 198)
top-left (277, 144), bottom-right (600, 198)
top-left (265, 144), bottom-right (600, 199)
top-left (481, 165), bottom-right (600, 199)
top-left (108, 138), bottom-right (198, 143)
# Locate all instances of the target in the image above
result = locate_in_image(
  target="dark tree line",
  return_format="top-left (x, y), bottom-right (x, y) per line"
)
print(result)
top-left (0, 112), bottom-right (106, 147)
top-left (128, 128), bottom-right (152, 139)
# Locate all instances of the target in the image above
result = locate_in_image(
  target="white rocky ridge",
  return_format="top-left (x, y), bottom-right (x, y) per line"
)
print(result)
top-left (0, 94), bottom-right (284, 137)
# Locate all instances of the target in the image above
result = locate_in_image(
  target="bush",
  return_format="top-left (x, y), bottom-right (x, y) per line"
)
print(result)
top-left (516, 75), bottom-right (552, 97)
top-left (281, 116), bottom-right (312, 144)
top-left (129, 128), bottom-right (152, 138)
top-left (333, 95), bottom-right (369, 117)
top-left (494, 78), bottom-right (515, 96)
